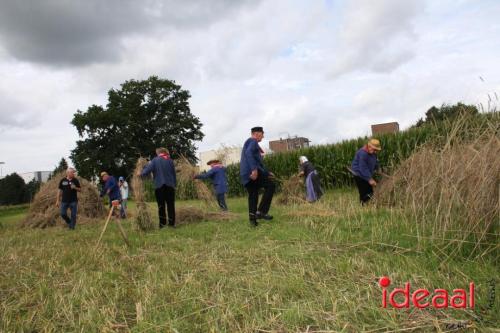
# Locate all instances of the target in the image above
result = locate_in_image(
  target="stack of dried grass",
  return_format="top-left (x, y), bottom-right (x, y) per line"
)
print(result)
top-left (22, 172), bottom-right (106, 228)
top-left (375, 114), bottom-right (500, 255)
top-left (276, 174), bottom-right (306, 205)
top-left (177, 155), bottom-right (217, 208)
top-left (132, 158), bottom-right (155, 231)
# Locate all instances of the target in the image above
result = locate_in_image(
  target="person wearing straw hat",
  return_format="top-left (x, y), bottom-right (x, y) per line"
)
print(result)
top-left (139, 147), bottom-right (177, 228)
top-left (240, 126), bottom-right (276, 227)
top-left (298, 156), bottom-right (323, 202)
top-left (351, 138), bottom-right (382, 204)
top-left (99, 172), bottom-right (121, 205)
top-left (194, 159), bottom-right (229, 211)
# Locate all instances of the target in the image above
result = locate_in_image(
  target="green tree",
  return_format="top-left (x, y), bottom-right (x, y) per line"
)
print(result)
top-left (414, 102), bottom-right (479, 127)
top-left (0, 173), bottom-right (26, 205)
top-left (70, 76), bottom-right (204, 179)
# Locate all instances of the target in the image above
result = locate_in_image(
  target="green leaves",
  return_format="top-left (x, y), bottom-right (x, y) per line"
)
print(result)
top-left (70, 76), bottom-right (204, 180)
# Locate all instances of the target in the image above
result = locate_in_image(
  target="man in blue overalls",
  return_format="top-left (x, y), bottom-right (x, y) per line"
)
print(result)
top-left (194, 159), bottom-right (228, 211)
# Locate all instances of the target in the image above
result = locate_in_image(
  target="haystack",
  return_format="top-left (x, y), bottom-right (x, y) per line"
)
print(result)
top-left (276, 174), bottom-right (306, 205)
top-left (375, 118), bottom-right (500, 251)
top-left (177, 155), bottom-right (218, 208)
top-left (22, 172), bottom-right (106, 228)
top-left (132, 158), bottom-right (155, 231)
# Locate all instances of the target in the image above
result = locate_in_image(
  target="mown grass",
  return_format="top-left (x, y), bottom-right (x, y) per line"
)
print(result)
top-left (0, 190), bottom-right (498, 332)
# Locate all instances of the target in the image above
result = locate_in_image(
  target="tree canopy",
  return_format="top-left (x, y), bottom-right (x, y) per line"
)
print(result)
top-left (70, 76), bottom-right (204, 179)
top-left (414, 102), bottom-right (479, 127)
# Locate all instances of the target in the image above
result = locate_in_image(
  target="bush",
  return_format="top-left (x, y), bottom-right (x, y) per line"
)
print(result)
top-left (0, 173), bottom-right (27, 205)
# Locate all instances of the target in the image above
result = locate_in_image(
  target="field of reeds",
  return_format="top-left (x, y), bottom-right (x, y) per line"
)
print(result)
top-left (0, 190), bottom-right (498, 332)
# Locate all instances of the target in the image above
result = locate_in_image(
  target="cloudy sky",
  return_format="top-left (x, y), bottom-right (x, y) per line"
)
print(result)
top-left (0, 0), bottom-right (499, 176)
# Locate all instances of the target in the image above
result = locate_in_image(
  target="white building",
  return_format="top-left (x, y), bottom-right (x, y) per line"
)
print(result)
top-left (199, 146), bottom-right (242, 171)
top-left (20, 171), bottom-right (52, 184)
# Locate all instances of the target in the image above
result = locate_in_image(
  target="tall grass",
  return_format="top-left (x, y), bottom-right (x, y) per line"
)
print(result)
top-left (376, 111), bottom-right (500, 259)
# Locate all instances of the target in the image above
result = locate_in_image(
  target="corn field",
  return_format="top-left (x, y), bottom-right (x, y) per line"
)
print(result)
top-left (225, 112), bottom-right (498, 197)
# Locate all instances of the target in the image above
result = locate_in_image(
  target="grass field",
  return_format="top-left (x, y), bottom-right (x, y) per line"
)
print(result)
top-left (0, 190), bottom-right (498, 332)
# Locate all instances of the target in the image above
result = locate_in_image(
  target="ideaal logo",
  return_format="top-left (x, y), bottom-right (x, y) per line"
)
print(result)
top-left (379, 277), bottom-right (475, 309)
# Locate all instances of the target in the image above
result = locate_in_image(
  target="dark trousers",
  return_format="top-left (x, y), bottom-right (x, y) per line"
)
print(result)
top-left (245, 174), bottom-right (275, 219)
top-left (216, 193), bottom-right (228, 211)
top-left (60, 201), bottom-right (77, 229)
top-left (354, 176), bottom-right (373, 204)
top-left (155, 185), bottom-right (176, 227)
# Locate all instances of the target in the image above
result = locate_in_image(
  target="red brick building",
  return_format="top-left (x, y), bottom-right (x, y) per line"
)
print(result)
top-left (269, 137), bottom-right (310, 153)
top-left (371, 122), bottom-right (399, 135)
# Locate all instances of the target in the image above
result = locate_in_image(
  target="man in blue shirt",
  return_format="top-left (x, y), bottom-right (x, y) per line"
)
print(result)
top-left (139, 147), bottom-right (177, 228)
top-left (100, 171), bottom-right (121, 205)
top-left (351, 138), bottom-right (381, 204)
top-left (240, 126), bottom-right (275, 226)
top-left (194, 159), bottom-right (228, 211)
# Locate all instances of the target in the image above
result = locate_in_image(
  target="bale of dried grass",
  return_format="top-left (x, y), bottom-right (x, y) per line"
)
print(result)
top-left (132, 158), bottom-right (155, 231)
top-left (176, 206), bottom-right (236, 225)
top-left (177, 155), bottom-right (218, 208)
top-left (276, 174), bottom-right (306, 205)
top-left (21, 171), bottom-right (106, 228)
top-left (375, 114), bottom-right (500, 256)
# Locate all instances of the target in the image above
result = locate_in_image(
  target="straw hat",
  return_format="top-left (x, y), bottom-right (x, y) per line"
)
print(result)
top-left (368, 138), bottom-right (382, 151)
top-left (206, 159), bottom-right (221, 165)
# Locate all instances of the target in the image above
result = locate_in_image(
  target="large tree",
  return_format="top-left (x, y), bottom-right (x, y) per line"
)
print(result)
top-left (70, 76), bottom-right (204, 179)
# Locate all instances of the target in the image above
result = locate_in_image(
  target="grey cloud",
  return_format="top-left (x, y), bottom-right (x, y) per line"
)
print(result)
top-left (0, 92), bottom-right (40, 130)
top-left (0, 0), bottom-right (256, 66)
top-left (328, 0), bottom-right (422, 78)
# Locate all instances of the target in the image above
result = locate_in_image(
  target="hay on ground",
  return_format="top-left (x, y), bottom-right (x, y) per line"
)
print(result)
top-left (276, 174), bottom-right (306, 205)
top-left (132, 158), bottom-right (155, 231)
top-left (176, 206), bottom-right (237, 225)
top-left (22, 171), bottom-right (106, 228)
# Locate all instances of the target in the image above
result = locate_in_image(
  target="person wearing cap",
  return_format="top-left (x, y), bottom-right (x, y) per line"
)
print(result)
top-left (139, 147), bottom-right (177, 228)
top-left (194, 159), bottom-right (228, 211)
top-left (351, 138), bottom-right (382, 204)
top-left (99, 172), bottom-right (122, 207)
top-left (55, 167), bottom-right (81, 230)
top-left (240, 126), bottom-right (276, 227)
top-left (298, 156), bottom-right (323, 202)
top-left (118, 176), bottom-right (129, 218)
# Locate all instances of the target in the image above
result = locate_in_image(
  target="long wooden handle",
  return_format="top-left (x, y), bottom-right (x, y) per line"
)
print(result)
top-left (115, 218), bottom-right (130, 247)
top-left (95, 205), bottom-right (114, 249)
